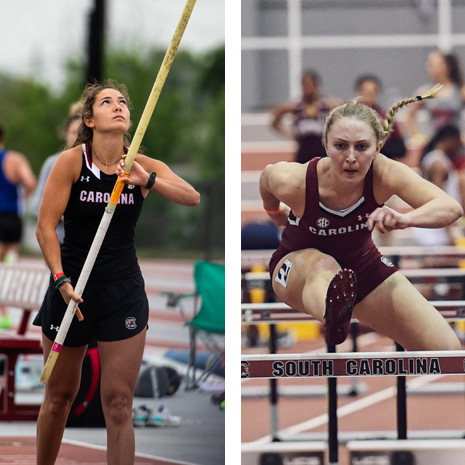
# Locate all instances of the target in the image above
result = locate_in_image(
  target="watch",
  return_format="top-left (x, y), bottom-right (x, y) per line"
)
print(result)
top-left (144, 171), bottom-right (157, 190)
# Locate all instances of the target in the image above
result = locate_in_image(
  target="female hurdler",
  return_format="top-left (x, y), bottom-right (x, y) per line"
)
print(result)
top-left (260, 84), bottom-right (463, 350)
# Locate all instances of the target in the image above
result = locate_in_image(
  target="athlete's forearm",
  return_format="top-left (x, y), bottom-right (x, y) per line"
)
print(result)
top-left (36, 224), bottom-right (64, 276)
top-left (404, 196), bottom-right (463, 229)
top-left (152, 177), bottom-right (200, 207)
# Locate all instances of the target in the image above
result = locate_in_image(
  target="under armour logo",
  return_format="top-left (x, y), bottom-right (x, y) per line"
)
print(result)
top-left (81, 176), bottom-right (90, 182)
top-left (127, 184), bottom-right (135, 190)
top-left (50, 325), bottom-right (60, 331)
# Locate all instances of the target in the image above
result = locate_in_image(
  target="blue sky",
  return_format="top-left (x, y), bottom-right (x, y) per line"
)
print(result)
top-left (0, 0), bottom-right (225, 90)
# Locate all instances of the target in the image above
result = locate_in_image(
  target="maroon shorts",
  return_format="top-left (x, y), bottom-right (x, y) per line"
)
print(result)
top-left (269, 245), bottom-right (399, 305)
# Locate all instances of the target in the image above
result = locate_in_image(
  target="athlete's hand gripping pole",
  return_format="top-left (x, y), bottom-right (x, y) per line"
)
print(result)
top-left (40, 0), bottom-right (197, 384)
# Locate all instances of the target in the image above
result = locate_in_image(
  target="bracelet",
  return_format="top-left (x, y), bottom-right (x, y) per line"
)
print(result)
top-left (55, 277), bottom-right (72, 289)
top-left (145, 171), bottom-right (157, 190)
top-left (52, 274), bottom-right (71, 289)
top-left (265, 204), bottom-right (283, 215)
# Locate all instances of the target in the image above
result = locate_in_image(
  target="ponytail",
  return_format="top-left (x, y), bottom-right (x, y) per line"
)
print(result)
top-left (382, 84), bottom-right (443, 139)
top-left (323, 84), bottom-right (443, 146)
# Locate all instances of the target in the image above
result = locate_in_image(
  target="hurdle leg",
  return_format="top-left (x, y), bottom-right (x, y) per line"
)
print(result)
top-left (396, 342), bottom-right (408, 440)
top-left (269, 323), bottom-right (280, 440)
top-left (327, 342), bottom-right (339, 464)
top-left (349, 322), bottom-right (360, 396)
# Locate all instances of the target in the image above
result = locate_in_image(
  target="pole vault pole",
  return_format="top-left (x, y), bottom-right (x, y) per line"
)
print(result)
top-left (40, 0), bottom-right (197, 384)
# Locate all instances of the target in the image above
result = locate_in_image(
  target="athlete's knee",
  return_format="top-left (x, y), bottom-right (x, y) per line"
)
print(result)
top-left (103, 390), bottom-right (133, 426)
top-left (45, 390), bottom-right (77, 419)
top-left (312, 254), bottom-right (340, 274)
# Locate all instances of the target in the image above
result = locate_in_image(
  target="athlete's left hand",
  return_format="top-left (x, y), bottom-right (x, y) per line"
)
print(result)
top-left (367, 205), bottom-right (406, 234)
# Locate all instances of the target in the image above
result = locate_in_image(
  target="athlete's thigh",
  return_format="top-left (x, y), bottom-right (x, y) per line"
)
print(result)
top-left (98, 329), bottom-right (147, 395)
top-left (271, 248), bottom-right (340, 312)
top-left (354, 272), bottom-right (459, 351)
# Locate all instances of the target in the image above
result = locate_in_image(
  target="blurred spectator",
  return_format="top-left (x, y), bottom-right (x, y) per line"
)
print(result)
top-left (270, 69), bottom-right (340, 163)
top-left (355, 74), bottom-right (407, 161)
top-left (405, 49), bottom-right (465, 147)
top-left (0, 122), bottom-right (37, 328)
top-left (411, 123), bottom-right (465, 246)
top-left (34, 102), bottom-right (82, 244)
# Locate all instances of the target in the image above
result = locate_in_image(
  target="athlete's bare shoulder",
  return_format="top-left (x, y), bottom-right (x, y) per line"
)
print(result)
top-left (372, 153), bottom-right (424, 203)
top-left (269, 160), bottom-right (307, 180)
top-left (50, 146), bottom-right (83, 184)
top-left (260, 161), bottom-right (308, 213)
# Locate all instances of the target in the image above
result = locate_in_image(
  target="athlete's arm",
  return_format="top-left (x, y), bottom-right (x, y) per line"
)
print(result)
top-left (116, 154), bottom-right (200, 207)
top-left (36, 148), bottom-right (79, 276)
top-left (4, 151), bottom-right (37, 197)
top-left (36, 147), bottom-right (84, 313)
top-left (270, 102), bottom-right (296, 140)
top-left (369, 155), bottom-right (463, 233)
top-left (259, 161), bottom-right (306, 225)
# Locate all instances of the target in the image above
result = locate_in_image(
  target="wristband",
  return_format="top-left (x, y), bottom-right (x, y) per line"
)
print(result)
top-left (145, 171), bottom-right (157, 190)
top-left (265, 204), bottom-right (283, 215)
top-left (52, 274), bottom-right (71, 289)
top-left (53, 272), bottom-right (65, 282)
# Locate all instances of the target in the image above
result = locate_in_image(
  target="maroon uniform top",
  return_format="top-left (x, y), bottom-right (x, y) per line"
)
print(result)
top-left (269, 157), bottom-right (398, 303)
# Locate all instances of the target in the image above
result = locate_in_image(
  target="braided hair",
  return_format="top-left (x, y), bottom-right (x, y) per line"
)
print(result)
top-left (322, 84), bottom-right (443, 145)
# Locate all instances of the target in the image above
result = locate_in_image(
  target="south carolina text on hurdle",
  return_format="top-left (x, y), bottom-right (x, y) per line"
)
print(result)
top-left (241, 350), bottom-right (465, 379)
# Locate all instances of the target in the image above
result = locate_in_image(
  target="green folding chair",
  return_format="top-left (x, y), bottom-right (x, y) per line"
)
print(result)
top-left (165, 261), bottom-right (225, 390)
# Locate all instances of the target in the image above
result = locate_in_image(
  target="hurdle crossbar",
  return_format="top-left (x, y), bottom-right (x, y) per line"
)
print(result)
top-left (241, 300), bottom-right (465, 323)
top-left (244, 268), bottom-right (465, 283)
top-left (241, 350), bottom-right (465, 379)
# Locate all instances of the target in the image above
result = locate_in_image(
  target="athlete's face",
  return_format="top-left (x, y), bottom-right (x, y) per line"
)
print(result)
top-left (325, 117), bottom-right (382, 183)
top-left (85, 88), bottom-right (131, 134)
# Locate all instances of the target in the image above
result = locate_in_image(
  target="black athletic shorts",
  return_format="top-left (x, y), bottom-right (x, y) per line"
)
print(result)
top-left (0, 213), bottom-right (22, 242)
top-left (33, 273), bottom-right (149, 347)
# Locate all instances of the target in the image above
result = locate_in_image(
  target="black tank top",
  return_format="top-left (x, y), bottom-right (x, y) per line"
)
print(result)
top-left (61, 144), bottom-right (144, 280)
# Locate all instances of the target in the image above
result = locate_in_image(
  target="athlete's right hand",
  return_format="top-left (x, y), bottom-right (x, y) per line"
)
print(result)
top-left (59, 283), bottom-right (84, 321)
top-left (267, 205), bottom-right (290, 227)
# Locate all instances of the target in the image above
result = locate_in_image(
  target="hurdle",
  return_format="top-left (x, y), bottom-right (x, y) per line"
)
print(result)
top-left (241, 441), bottom-right (326, 465)
top-left (241, 246), bottom-right (465, 463)
top-left (347, 439), bottom-right (465, 465)
top-left (241, 300), bottom-right (465, 324)
top-left (241, 350), bottom-right (465, 465)
top-left (241, 350), bottom-right (465, 379)
top-left (241, 299), bottom-right (465, 448)
top-left (244, 267), bottom-right (465, 283)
